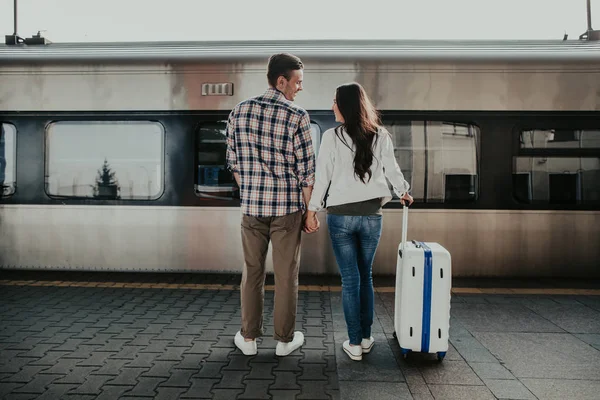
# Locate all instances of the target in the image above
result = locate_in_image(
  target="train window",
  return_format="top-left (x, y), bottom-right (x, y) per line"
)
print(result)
top-left (520, 130), bottom-right (600, 149)
top-left (383, 121), bottom-right (480, 203)
top-left (45, 121), bottom-right (164, 200)
top-left (0, 123), bottom-right (17, 197)
top-left (513, 157), bottom-right (600, 205)
top-left (311, 123), bottom-right (322, 157)
top-left (195, 121), bottom-right (237, 200)
top-left (195, 121), bottom-right (322, 200)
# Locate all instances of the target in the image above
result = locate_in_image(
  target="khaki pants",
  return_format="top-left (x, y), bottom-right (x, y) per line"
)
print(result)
top-left (240, 211), bottom-right (303, 343)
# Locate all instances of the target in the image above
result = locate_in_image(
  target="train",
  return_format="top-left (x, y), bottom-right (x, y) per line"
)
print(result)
top-left (1, 39), bottom-right (599, 277)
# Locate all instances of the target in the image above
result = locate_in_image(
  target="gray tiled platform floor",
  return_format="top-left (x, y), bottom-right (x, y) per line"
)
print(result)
top-left (1, 281), bottom-right (600, 399)
top-left (375, 292), bottom-right (600, 400)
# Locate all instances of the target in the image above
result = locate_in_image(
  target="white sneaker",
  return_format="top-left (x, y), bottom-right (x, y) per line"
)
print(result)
top-left (234, 331), bottom-right (257, 356)
top-left (343, 340), bottom-right (362, 361)
top-left (275, 331), bottom-right (304, 356)
top-left (361, 336), bottom-right (375, 353)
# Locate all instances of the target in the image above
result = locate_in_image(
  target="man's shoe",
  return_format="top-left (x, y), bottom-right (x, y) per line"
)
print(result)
top-left (361, 336), bottom-right (375, 353)
top-left (234, 331), bottom-right (257, 356)
top-left (343, 340), bottom-right (363, 361)
top-left (275, 331), bottom-right (304, 356)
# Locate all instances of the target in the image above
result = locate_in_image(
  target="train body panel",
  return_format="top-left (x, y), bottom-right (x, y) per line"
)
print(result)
top-left (1, 61), bottom-right (600, 112)
top-left (1, 40), bottom-right (599, 277)
top-left (0, 205), bottom-right (598, 277)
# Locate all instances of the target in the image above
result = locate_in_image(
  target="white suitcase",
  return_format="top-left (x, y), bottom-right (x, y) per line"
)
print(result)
top-left (393, 205), bottom-right (452, 361)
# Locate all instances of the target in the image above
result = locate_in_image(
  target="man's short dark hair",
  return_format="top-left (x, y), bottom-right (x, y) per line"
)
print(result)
top-left (267, 53), bottom-right (304, 87)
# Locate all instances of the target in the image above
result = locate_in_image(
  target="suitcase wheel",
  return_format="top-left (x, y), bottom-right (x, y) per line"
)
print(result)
top-left (400, 347), bottom-right (411, 359)
top-left (392, 331), bottom-right (397, 339)
top-left (436, 352), bottom-right (446, 362)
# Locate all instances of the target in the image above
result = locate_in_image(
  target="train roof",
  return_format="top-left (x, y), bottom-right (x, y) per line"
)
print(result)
top-left (1, 39), bottom-right (600, 63)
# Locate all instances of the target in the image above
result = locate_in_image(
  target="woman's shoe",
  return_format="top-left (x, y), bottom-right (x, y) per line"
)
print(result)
top-left (343, 340), bottom-right (363, 361)
top-left (361, 336), bottom-right (375, 353)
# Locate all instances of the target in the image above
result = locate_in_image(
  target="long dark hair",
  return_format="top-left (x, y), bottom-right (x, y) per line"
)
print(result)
top-left (335, 83), bottom-right (381, 183)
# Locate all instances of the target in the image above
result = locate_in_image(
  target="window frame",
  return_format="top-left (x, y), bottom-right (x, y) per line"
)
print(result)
top-left (194, 119), bottom-right (239, 201)
top-left (44, 120), bottom-right (166, 201)
top-left (0, 122), bottom-right (17, 198)
top-left (512, 122), bottom-right (600, 208)
top-left (381, 118), bottom-right (482, 206)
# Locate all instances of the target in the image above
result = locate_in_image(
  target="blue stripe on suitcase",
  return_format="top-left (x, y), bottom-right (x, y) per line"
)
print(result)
top-left (420, 242), bottom-right (433, 353)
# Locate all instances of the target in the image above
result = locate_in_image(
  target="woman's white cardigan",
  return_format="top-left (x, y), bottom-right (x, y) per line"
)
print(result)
top-left (308, 127), bottom-right (410, 212)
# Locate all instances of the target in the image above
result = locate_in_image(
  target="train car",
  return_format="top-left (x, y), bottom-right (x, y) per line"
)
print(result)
top-left (0, 40), bottom-right (599, 277)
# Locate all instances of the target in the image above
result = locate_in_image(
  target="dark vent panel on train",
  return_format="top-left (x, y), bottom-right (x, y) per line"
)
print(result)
top-left (201, 83), bottom-right (234, 96)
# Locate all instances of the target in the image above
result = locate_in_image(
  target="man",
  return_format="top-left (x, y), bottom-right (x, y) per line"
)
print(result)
top-left (226, 53), bottom-right (317, 356)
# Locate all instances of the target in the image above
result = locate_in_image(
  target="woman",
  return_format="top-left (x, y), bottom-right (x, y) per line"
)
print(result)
top-left (305, 83), bottom-right (413, 361)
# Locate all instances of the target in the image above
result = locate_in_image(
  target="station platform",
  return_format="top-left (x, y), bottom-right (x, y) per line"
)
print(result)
top-left (1, 271), bottom-right (599, 400)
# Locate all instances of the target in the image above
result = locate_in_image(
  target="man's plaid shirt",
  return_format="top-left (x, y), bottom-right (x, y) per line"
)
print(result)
top-left (226, 88), bottom-right (316, 217)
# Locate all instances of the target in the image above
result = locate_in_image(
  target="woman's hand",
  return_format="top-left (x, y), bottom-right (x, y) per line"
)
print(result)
top-left (400, 193), bottom-right (414, 206)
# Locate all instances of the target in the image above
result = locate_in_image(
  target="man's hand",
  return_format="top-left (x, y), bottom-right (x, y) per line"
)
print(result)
top-left (233, 172), bottom-right (241, 187)
top-left (303, 211), bottom-right (320, 233)
top-left (400, 192), bottom-right (414, 206)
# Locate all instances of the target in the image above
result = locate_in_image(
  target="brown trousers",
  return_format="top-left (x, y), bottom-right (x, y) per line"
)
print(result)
top-left (240, 211), bottom-right (303, 343)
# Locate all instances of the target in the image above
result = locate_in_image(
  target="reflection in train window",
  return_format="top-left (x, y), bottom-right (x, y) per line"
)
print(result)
top-left (513, 173), bottom-right (532, 204)
top-left (520, 130), bottom-right (600, 149)
top-left (383, 121), bottom-right (480, 203)
top-left (311, 123), bottom-right (322, 157)
top-left (0, 123), bottom-right (17, 197)
top-left (195, 122), bottom-right (238, 200)
top-left (45, 121), bottom-right (164, 200)
top-left (195, 121), bottom-right (322, 200)
top-left (513, 157), bottom-right (600, 205)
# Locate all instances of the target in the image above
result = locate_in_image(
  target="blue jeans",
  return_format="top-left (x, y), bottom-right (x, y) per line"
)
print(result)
top-left (327, 214), bottom-right (383, 345)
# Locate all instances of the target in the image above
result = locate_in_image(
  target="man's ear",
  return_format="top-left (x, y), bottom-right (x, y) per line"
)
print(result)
top-left (276, 76), bottom-right (287, 89)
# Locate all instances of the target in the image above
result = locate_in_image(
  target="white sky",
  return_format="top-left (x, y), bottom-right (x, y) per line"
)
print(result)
top-left (0, 0), bottom-right (598, 42)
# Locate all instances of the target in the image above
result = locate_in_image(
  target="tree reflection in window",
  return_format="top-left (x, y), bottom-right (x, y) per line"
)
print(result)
top-left (92, 159), bottom-right (121, 199)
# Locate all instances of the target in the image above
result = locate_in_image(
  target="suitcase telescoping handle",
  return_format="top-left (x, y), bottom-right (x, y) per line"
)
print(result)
top-left (401, 202), bottom-right (410, 251)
